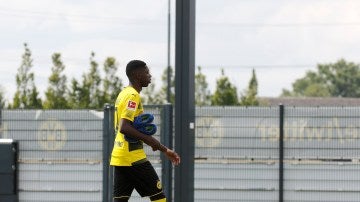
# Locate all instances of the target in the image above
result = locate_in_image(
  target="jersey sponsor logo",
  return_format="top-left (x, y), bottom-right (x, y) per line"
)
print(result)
top-left (127, 100), bottom-right (137, 110)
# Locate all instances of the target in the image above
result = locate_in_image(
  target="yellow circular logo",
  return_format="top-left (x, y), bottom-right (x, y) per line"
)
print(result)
top-left (195, 117), bottom-right (224, 147)
top-left (37, 118), bottom-right (67, 151)
top-left (156, 180), bottom-right (162, 190)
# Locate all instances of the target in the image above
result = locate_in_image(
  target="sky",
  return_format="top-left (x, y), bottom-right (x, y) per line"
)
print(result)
top-left (1, 0), bottom-right (360, 102)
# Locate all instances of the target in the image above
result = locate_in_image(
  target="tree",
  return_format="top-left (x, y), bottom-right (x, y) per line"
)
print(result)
top-left (281, 70), bottom-right (330, 97)
top-left (159, 66), bottom-right (175, 104)
top-left (319, 59), bottom-right (360, 97)
top-left (142, 66), bottom-right (175, 105)
top-left (282, 59), bottom-right (360, 97)
top-left (86, 52), bottom-right (102, 108)
top-left (71, 52), bottom-right (102, 109)
top-left (101, 57), bottom-right (123, 105)
top-left (67, 78), bottom-right (83, 109)
top-left (195, 66), bottom-right (211, 106)
top-left (28, 87), bottom-right (42, 109)
top-left (240, 69), bottom-right (259, 106)
top-left (43, 53), bottom-right (69, 109)
top-left (12, 43), bottom-right (42, 109)
top-left (211, 69), bottom-right (239, 106)
top-left (142, 79), bottom-right (162, 104)
top-left (0, 85), bottom-right (5, 108)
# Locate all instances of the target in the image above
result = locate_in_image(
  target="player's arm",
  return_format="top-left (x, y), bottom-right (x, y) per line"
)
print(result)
top-left (120, 118), bottom-right (180, 165)
top-left (120, 118), bottom-right (167, 152)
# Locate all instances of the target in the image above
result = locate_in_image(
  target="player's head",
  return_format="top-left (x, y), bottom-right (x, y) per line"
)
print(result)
top-left (126, 60), bottom-right (151, 87)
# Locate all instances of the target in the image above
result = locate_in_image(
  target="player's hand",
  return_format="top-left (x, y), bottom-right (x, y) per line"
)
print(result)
top-left (165, 149), bottom-right (181, 165)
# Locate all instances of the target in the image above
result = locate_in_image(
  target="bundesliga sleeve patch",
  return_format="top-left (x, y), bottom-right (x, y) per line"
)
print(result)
top-left (127, 100), bottom-right (137, 110)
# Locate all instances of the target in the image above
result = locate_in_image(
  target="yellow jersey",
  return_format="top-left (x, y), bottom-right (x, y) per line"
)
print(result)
top-left (110, 86), bottom-right (147, 166)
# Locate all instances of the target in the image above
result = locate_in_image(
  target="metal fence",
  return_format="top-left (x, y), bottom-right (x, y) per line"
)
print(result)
top-left (1, 106), bottom-right (359, 202)
top-left (283, 107), bottom-right (360, 202)
top-left (194, 106), bottom-right (360, 202)
top-left (194, 106), bottom-right (280, 202)
top-left (0, 110), bottom-right (104, 202)
top-left (0, 107), bottom-right (164, 202)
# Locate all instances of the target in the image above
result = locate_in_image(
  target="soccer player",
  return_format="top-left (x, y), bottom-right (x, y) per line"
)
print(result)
top-left (110, 60), bottom-right (180, 202)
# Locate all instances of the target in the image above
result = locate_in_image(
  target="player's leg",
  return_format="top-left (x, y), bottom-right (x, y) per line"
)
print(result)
top-left (149, 192), bottom-right (166, 202)
top-left (151, 199), bottom-right (166, 202)
top-left (131, 161), bottom-right (167, 201)
top-left (113, 197), bottom-right (130, 202)
top-left (113, 166), bottom-right (134, 202)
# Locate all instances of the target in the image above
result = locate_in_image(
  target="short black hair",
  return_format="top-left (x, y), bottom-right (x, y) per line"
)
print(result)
top-left (126, 60), bottom-right (147, 79)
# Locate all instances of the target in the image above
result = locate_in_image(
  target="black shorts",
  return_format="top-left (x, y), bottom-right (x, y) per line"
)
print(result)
top-left (113, 161), bottom-right (163, 199)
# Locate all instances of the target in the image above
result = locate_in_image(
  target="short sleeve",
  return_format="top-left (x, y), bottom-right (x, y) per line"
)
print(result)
top-left (119, 94), bottom-right (141, 122)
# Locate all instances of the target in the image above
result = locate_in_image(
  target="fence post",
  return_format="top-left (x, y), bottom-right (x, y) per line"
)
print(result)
top-left (103, 104), bottom-right (115, 202)
top-left (160, 104), bottom-right (173, 200)
top-left (0, 107), bottom-right (2, 138)
top-left (279, 104), bottom-right (284, 202)
top-left (174, 0), bottom-right (196, 201)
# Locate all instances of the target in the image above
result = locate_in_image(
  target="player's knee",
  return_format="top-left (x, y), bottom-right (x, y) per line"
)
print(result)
top-left (150, 192), bottom-right (166, 202)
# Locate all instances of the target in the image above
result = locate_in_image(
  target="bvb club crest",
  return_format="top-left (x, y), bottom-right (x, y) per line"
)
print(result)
top-left (37, 118), bottom-right (67, 151)
top-left (195, 116), bottom-right (224, 147)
